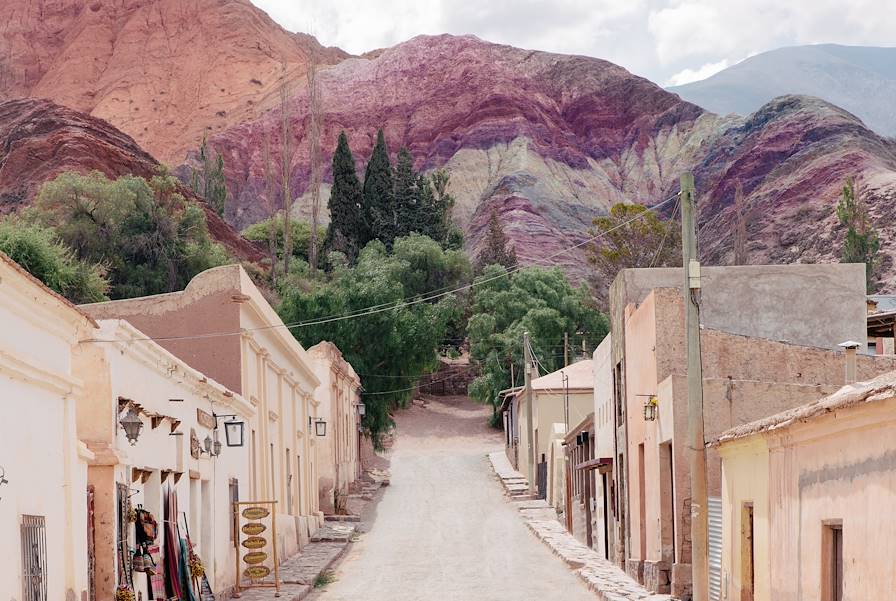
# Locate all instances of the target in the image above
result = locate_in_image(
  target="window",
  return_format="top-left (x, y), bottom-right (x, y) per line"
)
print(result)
top-left (613, 362), bottom-right (624, 423)
top-left (822, 522), bottom-right (843, 601)
top-left (21, 515), bottom-right (47, 601)
top-left (286, 448), bottom-right (293, 514)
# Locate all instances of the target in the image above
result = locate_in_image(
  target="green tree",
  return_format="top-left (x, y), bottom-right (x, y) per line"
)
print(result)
top-left (393, 147), bottom-right (418, 238)
top-left (279, 234), bottom-right (471, 446)
top-left (35, 170), bottom-right (230, 299)
top-left (837, 177), bottom-right (880, 292)
top-left (588, 203), bottom-right (681, 287)
top-left (418, 168), bottom-right (460, 248)
top-left (324, 131), bottom-right (365, 260)
top-left (467, 265), bottom-right (607, 425)
top-left (244, 217), bottom-right (326, 265)
top-left (190, 135), bottom-right (228, 217)
top-left (361, 129), bottom-right (395, 245)
top-left (0, 218), bottom-right (109, 303)
top-left (476, 209), bottom-right (517, 272)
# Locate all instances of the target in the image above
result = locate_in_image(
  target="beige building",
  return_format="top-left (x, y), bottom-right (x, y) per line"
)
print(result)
top-left (83, 264), bottom-right (325, 561)
top-left (0, 253), bottom-right (96, 601)
top-left (717, 371), bottom-right (896, 601)
top-left (591, 333), bottom-right (616, 561)
top-left (509, 358), bottom-right (594, 497)
top-left (309, 342), bottom-right (362, 514)
top-left (607, 264), bottom-right (894, 599)
top-left (77, 318), bottom-right (254, 599)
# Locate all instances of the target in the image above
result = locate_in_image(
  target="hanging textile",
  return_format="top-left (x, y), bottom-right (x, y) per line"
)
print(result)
top-left (163, 486), bottom-right (182, 600)
top-left (178, 536), bottom-right (198, 601)
top-left (146, 545), bottom-right (166, 600)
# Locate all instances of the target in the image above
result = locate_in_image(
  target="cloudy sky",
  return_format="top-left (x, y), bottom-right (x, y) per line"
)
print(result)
top-left (250, 0), bottom-right (896, 86)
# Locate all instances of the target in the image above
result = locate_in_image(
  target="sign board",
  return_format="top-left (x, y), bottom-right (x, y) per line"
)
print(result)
top-left (196, 408), bottom-right (216, 430)
top-left (233, 501), bottom-right (280, 595)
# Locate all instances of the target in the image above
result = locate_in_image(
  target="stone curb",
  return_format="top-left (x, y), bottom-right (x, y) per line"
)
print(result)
top-left (487, 452), bottom-right (673, 601)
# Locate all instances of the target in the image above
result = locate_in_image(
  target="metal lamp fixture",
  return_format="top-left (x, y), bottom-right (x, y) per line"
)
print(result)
top-left (203, 434), bottom-right (214, 455)
top-left (643, 396), bottom-right (658, 422)
top-left (309, 417), bottom-right (327, 437)
top-left (212, 428), bottom-right (223, 456)
top-left (357, 403), bottom-right (366, 416)
top-left (119, 406), bottom-right (144, 445)
top-left (213, 413), bottom-right (245, 447)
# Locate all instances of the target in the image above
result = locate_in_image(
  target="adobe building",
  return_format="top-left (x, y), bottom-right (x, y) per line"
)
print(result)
top-left (308, 341), bottom-right (362, 515)
top-left (510, 358), bottom-right (594, 497)
top-left (0, 252), bottom-right (96, 601)
top-left (620, 287), bottom-right (896, 597)
top-left (605, 264), bottom-right (887, 598)
top-left (76, 318), bottom-right (254, 600)
top-left (716, 371), bottom-right (896, 601)
top-left (82, 265), bottom-right (324, 561)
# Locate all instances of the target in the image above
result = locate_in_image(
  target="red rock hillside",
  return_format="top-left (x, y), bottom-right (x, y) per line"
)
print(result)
top-left (0, 98), bottom-right (264, 262)
top-left (206, 34), bottom-right (716, 275)
top-left (0, 0), bottom-right (347, 163)
top-left (693, 95), bottom-right (896, 289)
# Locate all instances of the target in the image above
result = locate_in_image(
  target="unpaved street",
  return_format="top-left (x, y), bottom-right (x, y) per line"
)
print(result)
top-left (315, 396), bottom-right (593, 601)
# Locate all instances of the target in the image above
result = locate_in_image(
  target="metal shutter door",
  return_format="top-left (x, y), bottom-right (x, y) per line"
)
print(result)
top-left (708, 496), bottom-right (723, 601)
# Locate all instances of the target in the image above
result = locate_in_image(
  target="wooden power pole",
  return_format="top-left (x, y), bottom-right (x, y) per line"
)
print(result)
top-left (564, 332), bottom-right (569, 367)
top-left (681, 173), bottom-right (709, 601)
top-left (523, 331), bottom-right (536, 492)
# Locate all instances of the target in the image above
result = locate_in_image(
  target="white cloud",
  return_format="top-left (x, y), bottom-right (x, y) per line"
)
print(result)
top-left (249, 0), bottom-right (896, 86)
top-left (666, 59), bottom-right (729, 86)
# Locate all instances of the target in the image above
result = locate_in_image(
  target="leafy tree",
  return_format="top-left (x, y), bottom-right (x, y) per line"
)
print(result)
top-left (476, 209), bottom-right (517, 272)
top-left (324, 131), bottom-right (365, 260)
top-left (418, 168), bottom-right (461, 248)
top-left (279, 234), bottom-right (471, 446)
top-left (467, 265), bottom-right (608, 425)
top-left (35, 170), bottom-right (230, 299)
top-left (190, 135), bottom-right (228, 217)
top-left (588, 203), bottom-right (681, 286)
top-left (837, 176), bottom-right (880, 292)
top-left (361, 129), bottom-right (395, 245)
top-left (0, 218), bottom-right (109, 303)
top-left (244, 216), bottom-right (326, 264)
top-left (393, 147), bottom-right (419, 238)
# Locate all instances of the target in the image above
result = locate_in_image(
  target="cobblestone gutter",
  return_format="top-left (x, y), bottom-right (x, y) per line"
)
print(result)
top-left (488, 452), bottom-right (672, 601)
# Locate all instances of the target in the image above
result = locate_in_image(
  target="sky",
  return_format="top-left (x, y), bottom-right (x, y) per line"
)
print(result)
top-left (250, 0), bottom-right (896, 86)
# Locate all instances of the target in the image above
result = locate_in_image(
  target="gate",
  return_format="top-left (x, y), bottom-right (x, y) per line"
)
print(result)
top-left (536, 460), bottom-right (548, 500)
top-left (21, 515), bottom-right (47, 601)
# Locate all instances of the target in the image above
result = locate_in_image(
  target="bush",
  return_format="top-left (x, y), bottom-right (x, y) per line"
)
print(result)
top-left (0, 218), bottom-right (109, 303)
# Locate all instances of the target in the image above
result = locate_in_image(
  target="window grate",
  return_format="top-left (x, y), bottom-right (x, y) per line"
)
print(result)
top-left (21, 514), bottom-right (47, 601)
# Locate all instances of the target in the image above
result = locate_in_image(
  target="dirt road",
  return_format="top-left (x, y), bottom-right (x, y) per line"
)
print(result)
top-left (315, 395), bottom-right (593, 601)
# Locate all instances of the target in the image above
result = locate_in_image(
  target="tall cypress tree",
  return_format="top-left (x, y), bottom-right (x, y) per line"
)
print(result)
top-left (393, 147), bottom-right (418, 238)
top-left (362, 129), bottom-right (395, 245)
top-left (476, 208), bottom-right (517, 272)
top-left (324, 131), bottom-right (364, 260)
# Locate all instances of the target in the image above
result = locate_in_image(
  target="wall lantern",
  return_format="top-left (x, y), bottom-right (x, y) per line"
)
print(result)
top-left (212, 428), bottom-right (223, 456)
top-left (309, 417), bottom-right (327, 437)
top-left (203, 434), bottom-right (214, 456)
top-left (643, 396), bottom-right (658, 422)
top-left (119, 406), bottom-right (144, 445)
top-left (213, 413), bottom-right (245, 448)
top-left (357, 403), bottom-right (366, 416)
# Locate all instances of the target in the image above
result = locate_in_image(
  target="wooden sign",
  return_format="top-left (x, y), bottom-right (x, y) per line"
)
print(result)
top-left (241, 506), bottom-right (270, 520)
top-left (241, 523), bottom-right (266, 535)
top-left (243, 565), bottom-right (271, 580)
top-left (233, 500), bottom-right (279, 595)
top-left (241, 536), bottom-right (266, 549)
top-left (196, 408), bottom-right (216, 430)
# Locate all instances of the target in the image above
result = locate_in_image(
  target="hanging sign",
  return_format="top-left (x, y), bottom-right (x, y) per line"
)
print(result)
top-left (241, 523), bottom-right (266, 536)
top-left (241, 506), bottom-right (270, 520)
top-left (196, 409), bottom-right (216, 430)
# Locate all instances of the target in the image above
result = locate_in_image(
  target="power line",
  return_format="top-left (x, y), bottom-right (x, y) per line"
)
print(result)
top-left (81, 193), bottom-right (679, 345)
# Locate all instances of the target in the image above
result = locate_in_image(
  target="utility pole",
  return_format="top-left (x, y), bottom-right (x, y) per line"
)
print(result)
top-left (564, 332), bottom-right (569, 367)
top-left (681, 173), bottom-right (708, 601)
top-left (523, 331), bottom-right (536, 492)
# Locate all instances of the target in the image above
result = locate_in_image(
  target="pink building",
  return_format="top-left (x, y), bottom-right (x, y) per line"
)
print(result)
top-left (717, 371), bottom-right (896, 601)
top-left (606, 264), bottom-right (894, 598)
